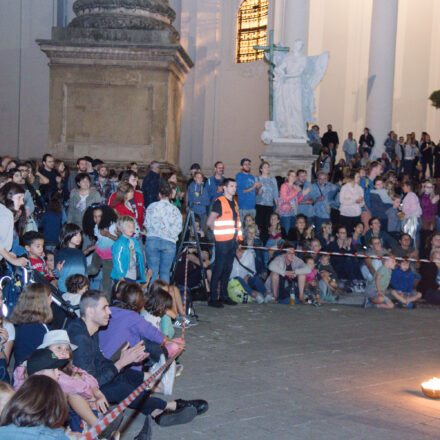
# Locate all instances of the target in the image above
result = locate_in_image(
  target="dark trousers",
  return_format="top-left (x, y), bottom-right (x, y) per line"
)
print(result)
top-left (339, 215), bottom-right (361, 234)
top-left (100, 369), bottom-right (167, 415)
top-left (210, 240), bottom-right (236, 301)
top-left (255, 204), bottom-right (273, 244)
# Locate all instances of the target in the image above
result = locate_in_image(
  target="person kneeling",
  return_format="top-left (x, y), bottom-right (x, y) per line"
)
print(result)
top-left (363, 255), bottom-right (396, 309)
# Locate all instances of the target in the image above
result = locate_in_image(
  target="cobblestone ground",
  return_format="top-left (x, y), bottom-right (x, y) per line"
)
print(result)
top-left (120, 303), bottom-right (440, 440)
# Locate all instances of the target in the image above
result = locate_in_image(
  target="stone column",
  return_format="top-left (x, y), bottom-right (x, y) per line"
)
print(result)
top-left (283, 0), bottom-right (310, 51)
top-left (366, 0), bottom-right (398, 158)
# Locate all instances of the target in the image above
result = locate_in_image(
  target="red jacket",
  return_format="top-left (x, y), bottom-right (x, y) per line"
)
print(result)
top-left (109, 190), bottom-right (145, 228)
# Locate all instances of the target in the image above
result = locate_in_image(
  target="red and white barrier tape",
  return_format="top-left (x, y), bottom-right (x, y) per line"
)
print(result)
top-left (81, 253), bottom-right (191, 438)
top-left (80, 349), bottom-right (183, 440)
top-left (238, 245), bottom-right (435, 264)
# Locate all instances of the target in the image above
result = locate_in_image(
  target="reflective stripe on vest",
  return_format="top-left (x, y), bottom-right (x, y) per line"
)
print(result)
top-left (213, 196), bottom-right (242, 242)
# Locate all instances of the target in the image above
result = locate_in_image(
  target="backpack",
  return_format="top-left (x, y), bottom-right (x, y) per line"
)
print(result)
top-left (227, 279), bottom-right (249, 304)
top-left (0, 265), bottom-right (29, 318)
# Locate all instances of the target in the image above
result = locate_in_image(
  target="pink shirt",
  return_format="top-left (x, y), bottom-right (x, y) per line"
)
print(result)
top-left (14, 365), bottom-right (99, 409)
top-left (339, 183), bottom-right (364, 217)
top-left (305, 268), bottom-right (317, 283)
top-left (402, 192), bottom-right (422, 218)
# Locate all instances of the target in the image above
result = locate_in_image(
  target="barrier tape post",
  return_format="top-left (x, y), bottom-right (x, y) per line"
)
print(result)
top-left (80, 349), bottom-right (183, 440)
top-left (181, 250), bottom-right (189, 338)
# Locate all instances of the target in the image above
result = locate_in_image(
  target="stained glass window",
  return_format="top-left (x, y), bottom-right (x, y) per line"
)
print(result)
top-left (236, 0), bottom-right (268, 63)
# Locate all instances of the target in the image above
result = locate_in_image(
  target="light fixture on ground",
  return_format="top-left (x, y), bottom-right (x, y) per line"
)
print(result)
top-left (421, 377), bottom-right (440, 398)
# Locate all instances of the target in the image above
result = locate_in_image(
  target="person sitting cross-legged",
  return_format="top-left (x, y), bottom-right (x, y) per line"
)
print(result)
top-left (229, 244), bottom-right (270, 304)
top-left (363, 255), bottom-right (396, 309)
top-left (67, 290), bottom-right (207, 440)
top-left (266, 242), bottom-right (311, 304)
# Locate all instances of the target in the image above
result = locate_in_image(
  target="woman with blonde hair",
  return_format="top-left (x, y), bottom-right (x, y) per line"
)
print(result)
top-left (339, 170), bottom-right (365, 233)
top-left (10, 283), bottom-right (52, 368)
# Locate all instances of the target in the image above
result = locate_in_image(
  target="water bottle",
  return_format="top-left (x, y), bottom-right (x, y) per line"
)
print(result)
top-left (290, 286), bottom-right (296, 306)
top-left (243, 292), bottom-right (249, 304)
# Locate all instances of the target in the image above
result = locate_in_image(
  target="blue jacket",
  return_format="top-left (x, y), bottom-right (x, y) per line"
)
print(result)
top-left (391, 267), bottom-right (414, 294)
top-left (187, 181), bottom-right (208, 216)
top-left (205, 175), bottom-right (224, 205)
top-left (297, 182), bottom-right (314, 218)
top-left (111, 235), bottom-right (146, 282)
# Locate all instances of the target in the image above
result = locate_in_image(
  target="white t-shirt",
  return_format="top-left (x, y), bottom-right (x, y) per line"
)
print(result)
top-left (3, 321), bottom-right (15, 343)
top-left (0, 204), bottom-right (14, 260)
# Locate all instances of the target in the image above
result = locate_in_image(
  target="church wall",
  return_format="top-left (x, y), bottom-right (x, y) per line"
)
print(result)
top-left (0, 0), bottom-right (56, 160)
top-left (393, 0), bottom-right (440, 143)
top-left (178, 0), bottom-right (270, 176)
top-left (308, 0), bottom-right (372, 151)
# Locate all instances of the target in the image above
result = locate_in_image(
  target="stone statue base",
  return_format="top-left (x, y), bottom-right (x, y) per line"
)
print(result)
top-left (260, 142), bottom-right (317, 178)
top-left (37, 32), bottom-right (192, 166)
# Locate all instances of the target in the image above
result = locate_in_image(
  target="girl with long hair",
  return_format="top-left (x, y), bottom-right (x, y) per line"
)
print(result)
top-left (54, 223), bottom-right (87, 292)
top-left (10, 283), bottom-right (53, 368)
top-left (0, 182), bottom-right (28, 267)
top-left (83, 204), bottom-right (119, 297)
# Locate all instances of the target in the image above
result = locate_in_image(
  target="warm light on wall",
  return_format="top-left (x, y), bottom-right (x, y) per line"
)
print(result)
top-left (236, 0), bottom-right (268, 63)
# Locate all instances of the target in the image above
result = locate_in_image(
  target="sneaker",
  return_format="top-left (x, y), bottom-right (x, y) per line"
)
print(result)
top-left (176, 363), bottom-right (184, 377)
top-left (256, 294), bottom-right (264, 304)
top-left (208, 299), bottom-right (224, 308)
top-left (264, 294), bottom-right (274, 303)
top-left (173, 316), bottom-right (198, 328)
top-left (154, 406), bottom-right (197, 427)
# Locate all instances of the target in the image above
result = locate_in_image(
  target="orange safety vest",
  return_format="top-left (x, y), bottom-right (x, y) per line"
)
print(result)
top-left (213, 196), bottom-right (243, 242)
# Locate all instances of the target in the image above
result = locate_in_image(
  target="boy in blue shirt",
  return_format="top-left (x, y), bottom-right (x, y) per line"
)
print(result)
top-left (235, 158), bottom-right (261, 220)
top-left (390, 259), bottom-right (422, 307)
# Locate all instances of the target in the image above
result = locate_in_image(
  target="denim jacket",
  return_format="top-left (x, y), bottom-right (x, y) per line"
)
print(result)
top-left (111, 235), bottom-right (146, 282)
top-left (0, 425), bottom-right (69, 439)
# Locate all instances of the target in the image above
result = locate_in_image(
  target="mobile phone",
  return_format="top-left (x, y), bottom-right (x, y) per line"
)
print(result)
top-left (110, 342), bottom-right (129, 362)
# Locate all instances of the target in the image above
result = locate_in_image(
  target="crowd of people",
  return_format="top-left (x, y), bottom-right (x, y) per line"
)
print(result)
top-left (0, 124), bottom-right (439, 436)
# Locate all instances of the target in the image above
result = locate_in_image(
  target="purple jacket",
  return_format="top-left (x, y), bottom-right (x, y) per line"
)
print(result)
top-left (99, 307), bottom-right (164, 367)
top-left (421, 194), bottom-right (437, 219)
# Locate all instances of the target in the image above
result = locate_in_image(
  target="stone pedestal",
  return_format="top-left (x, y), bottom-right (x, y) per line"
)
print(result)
top-left (260, 142), bottom-right (317, 178)
top-left (37, 0), bottom-right (192, 166)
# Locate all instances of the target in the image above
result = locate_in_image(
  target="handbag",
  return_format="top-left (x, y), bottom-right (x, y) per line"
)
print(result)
top-left (276, 196), bottom-right (298, 216)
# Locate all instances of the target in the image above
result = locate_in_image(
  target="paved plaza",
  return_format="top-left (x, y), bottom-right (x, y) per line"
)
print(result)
top-left (121, 303), bottom-right (440, 440)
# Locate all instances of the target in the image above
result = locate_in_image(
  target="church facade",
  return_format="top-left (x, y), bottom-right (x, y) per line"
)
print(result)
top-left (1, 0), bottom-right (439, 175)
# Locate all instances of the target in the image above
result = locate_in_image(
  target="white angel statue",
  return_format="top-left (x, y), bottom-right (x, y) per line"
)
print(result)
top-left (272, 40), bottom-right (329, 141)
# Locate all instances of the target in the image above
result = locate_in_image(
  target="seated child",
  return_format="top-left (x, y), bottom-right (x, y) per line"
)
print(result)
top-left (229, 244), bottom-right (269, 304)
top-left (316, 222), bottom-right (335, 248)
top-left (14, 332), bottom-right (117, 435)
top-left (363, 255), bottom-right (396, 309)
top-left (22, 231), bottom-right (52, 281)
top-left (303, 256), bottom-right (321, 306)
top-left (62, 274), bottom-right (90, 318)
top-left (390, 259), bottom-right (422, 307)
top-left (316, 254), bottom-right (343, 302)
top-left (142, 286), bottom-right (186, 358)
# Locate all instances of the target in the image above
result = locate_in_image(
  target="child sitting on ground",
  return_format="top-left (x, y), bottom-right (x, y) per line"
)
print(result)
top-left (303, 256), bottom-right (321, 306)
top-left (363, 254), bottom-right (396, 309)
top-left (62, 274), bottom-right (90, 317)
top-left (317, 254), bottom-right (344, 302)
top-left (390, 259), bottom-right (422, 307)
top-left (22, 231), bottom-right (52, 281)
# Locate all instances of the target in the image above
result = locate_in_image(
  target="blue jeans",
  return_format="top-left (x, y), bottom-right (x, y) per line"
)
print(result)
top-left (235, 276), bottom-right (267, 295)
top-left (145, 237), bottom-right (176, 283)
top-left (280, 215), bottom-right (296, 234)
